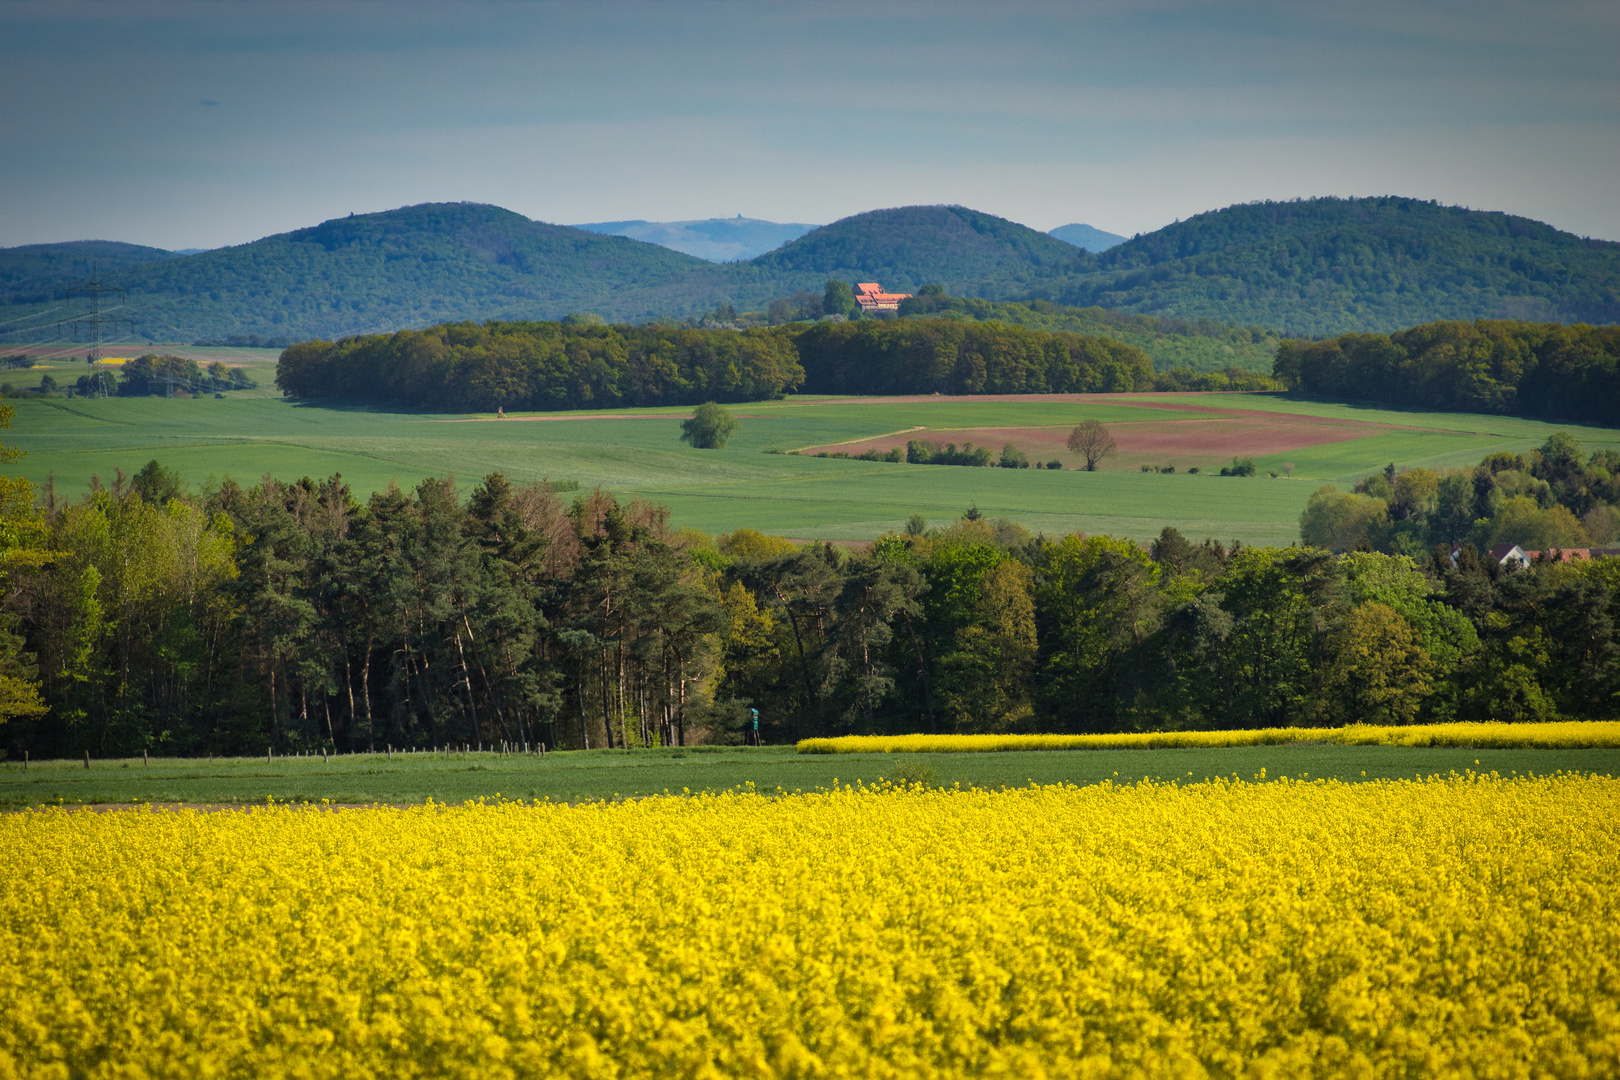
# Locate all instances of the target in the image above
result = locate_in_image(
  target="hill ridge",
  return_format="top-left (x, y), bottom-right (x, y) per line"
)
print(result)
top-left (1, 196), bottom-right (1615, 345)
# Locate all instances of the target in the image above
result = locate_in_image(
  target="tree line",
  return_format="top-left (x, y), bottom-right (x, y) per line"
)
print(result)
top-left (1303, 432), bottom-right (1620, 556)
top-left (277, 321), bottom-right (806, 411)
top-left (274, 316), bottom-right (1171, 410)
top-left (2, 455), bottom-right (1615, 760)
top-left (1, 355), bottom-right (256, 400)
top-left (1274, 319), bottom-right (1620, 423)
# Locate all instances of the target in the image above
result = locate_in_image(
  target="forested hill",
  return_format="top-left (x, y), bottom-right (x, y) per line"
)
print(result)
top-left (1026, 197), bottom-right (1620, 336)
top-left (0, 203), bottom-right (1086, 343)
top-left (737, 206), bottom-right (1083, 295)
top-left (0, 240), bottom-right (181, 304)
top-left (4, 197), bottom-right (1617, 344)
top-left (0, 203), bottom-right (713, 344)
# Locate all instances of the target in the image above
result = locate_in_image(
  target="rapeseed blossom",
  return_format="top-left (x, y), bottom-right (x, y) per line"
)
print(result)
top-left (2, 775), bottom-right (1617, 1078)
top-left (797, 719), bottom-right (1620, 754)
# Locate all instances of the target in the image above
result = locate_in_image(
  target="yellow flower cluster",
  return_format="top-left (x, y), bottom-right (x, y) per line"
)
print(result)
top-left (797, 719), bottom-right (1620, 755)
top-left (3, 776), bottom-right (1618, 1078)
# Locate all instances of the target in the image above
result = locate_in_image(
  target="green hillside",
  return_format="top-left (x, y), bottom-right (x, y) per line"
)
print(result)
top-left (0, 204), bottom-right (712, 345)
top-left (0, 240), bottom-right (180, 303)
top-left (0, 204), bottom-right (1085, 343)
top-left (1028, 197), bottom-right (1620, 336)
top-left (736, 205), bottom-right (1081, 294)
top-left (3, 197), bottom-right (1616, 347)
top-left (597, 205), bottom-right (1089, 317)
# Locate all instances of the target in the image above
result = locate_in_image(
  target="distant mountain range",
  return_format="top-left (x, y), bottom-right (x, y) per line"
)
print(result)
top-left (574, 215), bottom-right (1129, 262)
top-left (1, 196), bottom-right (1614, 346)
top-left (1047, 223), bottom-right (1127, 252)
top-left (573, 217), bottom-right (819, 262)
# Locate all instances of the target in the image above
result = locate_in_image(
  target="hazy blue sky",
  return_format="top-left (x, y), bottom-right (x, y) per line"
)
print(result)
top-left (2, 0), bottom-right (1616, 249)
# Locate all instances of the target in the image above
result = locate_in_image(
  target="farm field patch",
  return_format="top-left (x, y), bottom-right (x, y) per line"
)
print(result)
top-left (4, 743), bottom-right (1617, 808)
top-left (4, 775), bottom-right (1616, 1077)
top-left (6, 391), bottom-right (1615, 544)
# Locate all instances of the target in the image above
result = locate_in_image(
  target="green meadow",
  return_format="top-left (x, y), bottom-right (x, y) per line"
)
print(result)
top-left (7, 374), bottom-right (1617, 544)
top-left (2, 744), bottom-right (1616, 808)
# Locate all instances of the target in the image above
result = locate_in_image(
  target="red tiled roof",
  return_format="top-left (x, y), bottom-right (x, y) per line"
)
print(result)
top-left (1524, 548), bottom-right (1593, 562)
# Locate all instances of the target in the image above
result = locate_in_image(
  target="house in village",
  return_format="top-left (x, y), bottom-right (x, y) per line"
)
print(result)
top-left (853, 282), bottom-right (911, 313)
top-left (1484, 543), bottom-right (1531, 569)
top-left (1455, 542), bottom-right (1620, 570)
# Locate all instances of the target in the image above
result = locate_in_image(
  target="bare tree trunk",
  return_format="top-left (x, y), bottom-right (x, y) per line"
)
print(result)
top-left (454, 629), bottom-right (481, 748)
top-left (600, 647), bottom-right (614, 748)
top-left (577, 662), bottom-right (590, 749)
top-left (462, 613), bottom-right (509, 740)
top-left (344, 653), bottom-right (357, 740)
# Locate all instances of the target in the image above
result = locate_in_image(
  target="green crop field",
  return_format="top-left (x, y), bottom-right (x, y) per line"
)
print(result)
top-left (6, 385), bottom-right (1616, 545)
top-left (2, 744), bottom-right (1616, 808)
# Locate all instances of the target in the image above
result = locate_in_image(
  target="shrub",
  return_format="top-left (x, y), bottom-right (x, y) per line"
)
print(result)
top-left (680, 402), bottom-right (739, 449)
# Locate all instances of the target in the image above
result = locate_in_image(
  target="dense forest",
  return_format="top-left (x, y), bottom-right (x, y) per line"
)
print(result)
top-left (276, 316), bottom-right (1281, 409)
top-left (2, 448), bottom-right (1615, 760)
top-left (888, 292), bottom-right (1280, 373)
top-left (1303, 432), bottom-right (1620, 556)
top-left (0, 240), bottom-right (181, 303)
top-left (791, 318), bottom-right (1155, 395)
top-left (277, 321), bottom-right (806, 410)
top-left (0, 204), bottom-right (715, 344)
top-left (1027, 197), bottom-right (1620, 336)
top-left (1274, 319), bottom-right (1620, 423)
top-left (6, 197), bottom-right (1613, 346)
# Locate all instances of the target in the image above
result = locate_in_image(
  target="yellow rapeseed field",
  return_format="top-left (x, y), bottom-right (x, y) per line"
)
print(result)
top-left (797, 720), bottom-right (1620, 755)
top-left (2, 775), bottom-right (1617, 1079)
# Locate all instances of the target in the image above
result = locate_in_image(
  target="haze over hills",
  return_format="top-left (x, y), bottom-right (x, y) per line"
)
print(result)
top-left (1047, 224), bottom-right (1127, 252)
top-left (1030, 197), bottom-right (1620, 336)
top-left (1, 196), bottom-right (1615, 348)
top-left (574, 217), bottom-right (819, 262)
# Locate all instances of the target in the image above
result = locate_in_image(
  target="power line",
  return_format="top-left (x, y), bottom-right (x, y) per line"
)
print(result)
top-left (57, 268), bottom-right (133, 363)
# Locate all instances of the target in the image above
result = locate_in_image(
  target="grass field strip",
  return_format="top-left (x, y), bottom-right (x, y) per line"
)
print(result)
top-left (10, 393), bottom-right (1618, 544)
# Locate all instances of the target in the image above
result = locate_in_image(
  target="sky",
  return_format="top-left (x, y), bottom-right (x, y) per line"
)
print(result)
top-left (1, 0), bottom-right (1617, 250)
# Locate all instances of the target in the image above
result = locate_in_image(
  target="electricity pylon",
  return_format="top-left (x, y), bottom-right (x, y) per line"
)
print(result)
top-left (58, 269), bottom-right (133, 362)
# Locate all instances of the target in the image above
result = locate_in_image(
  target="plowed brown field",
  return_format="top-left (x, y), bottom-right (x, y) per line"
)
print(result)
top-left (800, 400), bottom-right (1423, 471)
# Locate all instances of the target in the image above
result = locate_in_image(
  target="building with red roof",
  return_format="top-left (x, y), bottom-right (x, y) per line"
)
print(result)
top-left (853, 282), bottom-right (911, 313)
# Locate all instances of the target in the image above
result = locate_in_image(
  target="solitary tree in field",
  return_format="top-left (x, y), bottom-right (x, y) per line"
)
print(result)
top-left (1066, 420), bottom-right (1117, 471)
top-left (681, 402), bottom-right (739, 449)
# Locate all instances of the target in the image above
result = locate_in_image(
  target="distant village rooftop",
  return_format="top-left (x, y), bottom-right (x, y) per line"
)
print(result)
top-left (853, 282), bottom-right (911, 313)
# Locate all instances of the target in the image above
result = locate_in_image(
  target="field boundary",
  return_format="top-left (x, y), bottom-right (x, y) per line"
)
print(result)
top-left (798, 722), bottom-right (1620, 754)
